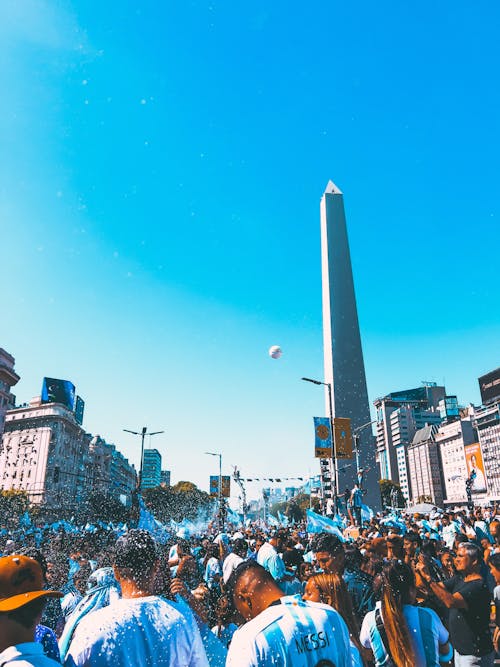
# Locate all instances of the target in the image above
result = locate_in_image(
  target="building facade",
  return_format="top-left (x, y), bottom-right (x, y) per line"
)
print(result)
top-left (375, 385), bottom-right (445, 497)
top-left (0, 349), bottom-right (20, 438)
top-left (0, 397), bottom-right (136, 507)
top-left (142, 448), bottom-right (161, 488)
top-left (160, 470), bottom-right (171, 487)
top-left (473, 402), bottom-right (500, 500)
top-left (407, 424), bottom-right (444, 506)
top-left (437, 418), bottom-right (477, 505)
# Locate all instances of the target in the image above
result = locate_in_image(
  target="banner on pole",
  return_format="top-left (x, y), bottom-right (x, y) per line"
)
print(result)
top-left (314, 417), bottom-right (332, 458)
top-left (333, 417), bottom-right (352, 459)
top-left (210, 475), bottom-right (231, 497)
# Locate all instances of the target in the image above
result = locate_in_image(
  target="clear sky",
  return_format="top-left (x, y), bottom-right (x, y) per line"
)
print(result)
top-left (1, 1), bottom-right (498, 501)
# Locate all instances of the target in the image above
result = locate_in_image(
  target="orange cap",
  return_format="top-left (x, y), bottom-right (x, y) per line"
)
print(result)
top-left (0, 555), bottom-right (62, 612)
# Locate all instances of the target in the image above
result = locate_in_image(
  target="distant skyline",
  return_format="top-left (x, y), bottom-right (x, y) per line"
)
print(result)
top-left (1, 1), bottom-right (498, 500)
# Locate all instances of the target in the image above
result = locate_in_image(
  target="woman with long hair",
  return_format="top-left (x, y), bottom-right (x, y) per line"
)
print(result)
top-left (303, 572), bottom-right (365, 665)
top-left (360, 560), bottom-right (451, 667)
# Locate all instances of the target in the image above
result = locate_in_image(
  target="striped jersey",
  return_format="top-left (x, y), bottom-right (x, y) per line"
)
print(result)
top-left (226, 594), bottom-right (352, 667)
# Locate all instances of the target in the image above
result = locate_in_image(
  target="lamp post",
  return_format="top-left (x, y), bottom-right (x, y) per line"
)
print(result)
top-left (301, 377), bottom-right (338, 515)
top-left (123, 427), bottom-right (164, 489)
top-left (352, 420), bottom-right (377, 489)
top-left (205, 451), bottom-right (223, 530)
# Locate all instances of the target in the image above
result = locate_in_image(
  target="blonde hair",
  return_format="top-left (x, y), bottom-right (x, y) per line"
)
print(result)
top-left (308, 573), bottom-right (364, 660)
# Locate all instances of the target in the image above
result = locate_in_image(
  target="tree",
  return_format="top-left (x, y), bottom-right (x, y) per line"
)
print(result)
top-left (143, 482), bottom-right (212, 523)
top-left (379, 479), bottom-right (406, 508)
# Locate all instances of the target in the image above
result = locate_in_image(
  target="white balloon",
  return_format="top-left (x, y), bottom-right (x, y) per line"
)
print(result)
top-left (269, 345), bottom-right (282, 359)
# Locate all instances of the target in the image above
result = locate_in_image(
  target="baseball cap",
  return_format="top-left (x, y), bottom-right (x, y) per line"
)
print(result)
top-left (0, 555), bottom-right (62, 612)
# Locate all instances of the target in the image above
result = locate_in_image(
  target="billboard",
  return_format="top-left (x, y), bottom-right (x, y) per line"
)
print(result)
top-left (41, 377), bottom-right (76, 411)
top-left (74, 396), bottom-right (85, 425)
top-left (479, 368), bottom-right (500, 406)
top-left (464, 443), bottom-right (487, 494)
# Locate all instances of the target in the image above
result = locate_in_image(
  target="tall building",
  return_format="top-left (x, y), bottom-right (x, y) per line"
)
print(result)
top-left (407, 424), bottom-right (445, 506)
top-left (437, 418), bottom-right (477, 505)
top-left (374, 384), bottom-right (445, 494)
top-left (478, 368), bottom-right (500, 407)
top-left (0, 395), bottom-right (136, 507)
top-left (320, 181), bottom-right (378, 507)
top-left (0, 349), bottom-right (20, 437)
top-left (472, 402), bottom-right (500, 499)
top-left (0, 397), bottom-right (91, 507)
top-left (160, 470), bottom-right (171, 487)
top-left (142, 448), bottom-right (161, 488)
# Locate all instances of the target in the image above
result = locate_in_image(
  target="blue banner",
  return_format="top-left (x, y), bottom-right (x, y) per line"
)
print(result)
top-left (313, 417), bottom-right (332, 458)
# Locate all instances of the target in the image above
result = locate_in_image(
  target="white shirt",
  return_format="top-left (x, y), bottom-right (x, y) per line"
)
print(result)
top-left (226, 594), bottom-right (352, 667)
top-left (0, 643), bottom-right (60, 667)
top-left (360, 601), bottom-right (448, 667)
top-left (222, 553), bottom-right (244, 584)
top-left (65, 595), bottom-right (209, 667)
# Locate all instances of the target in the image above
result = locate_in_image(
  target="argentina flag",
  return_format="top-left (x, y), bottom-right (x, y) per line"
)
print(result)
top-left (306, 509), bottom-right (345, 541)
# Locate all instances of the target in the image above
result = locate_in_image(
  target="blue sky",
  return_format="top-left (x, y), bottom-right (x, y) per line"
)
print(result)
top-left (1, 1), bottom-right (498, 500)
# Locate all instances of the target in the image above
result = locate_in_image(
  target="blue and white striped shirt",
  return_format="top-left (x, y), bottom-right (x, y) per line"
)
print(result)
top-left (226, 594), bottom-right (352, 666)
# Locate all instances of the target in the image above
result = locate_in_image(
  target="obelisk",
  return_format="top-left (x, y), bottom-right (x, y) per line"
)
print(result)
top-left (320, 181), bottom-right (379, 509)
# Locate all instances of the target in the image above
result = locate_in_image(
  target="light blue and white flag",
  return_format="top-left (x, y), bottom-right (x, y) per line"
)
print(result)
top-left (306, 509), bottom-right (345, 541)
top-left (361, 504), bottom-right (374, 522)
top-left (278, 511), bottom-right (289, 527)
top-left (138, 497), bottom-right (170, 544)
top-left (267, 514), bottom-right (280, 527)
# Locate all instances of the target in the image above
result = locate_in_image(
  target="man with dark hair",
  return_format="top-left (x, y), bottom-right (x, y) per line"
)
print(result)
top-left (343, 544), bottom-right (375, 621)
top-left (225, 560), bottom-right (353, 666)
top-left (66, 529), bottom-right (209, 666)
top-left (417, 542), bottom-right (494, 665)
top-left (222, 538), bottom-right (248, 584)
top-left (256, 531), bottom-right (286, 583)
top-left (311, 532), bottom-right (374, 624)
top-left (0, 555), bottom-right (62, 666)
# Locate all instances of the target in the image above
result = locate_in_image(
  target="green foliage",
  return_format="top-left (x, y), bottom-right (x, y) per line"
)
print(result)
top-left (80, 492), bottom-right (130, 524)
top-left (379, 479), bottom-right (406, 508)
top-left (143, 482), bottom-right (212, 523)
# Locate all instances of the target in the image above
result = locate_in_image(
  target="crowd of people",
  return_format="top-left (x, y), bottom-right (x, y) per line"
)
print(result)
top-left (1, 503), bottom-right (500, 666)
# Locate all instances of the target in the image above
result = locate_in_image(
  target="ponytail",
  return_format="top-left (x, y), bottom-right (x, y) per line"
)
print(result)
top-left (380, 561), bottom-right (415, 667)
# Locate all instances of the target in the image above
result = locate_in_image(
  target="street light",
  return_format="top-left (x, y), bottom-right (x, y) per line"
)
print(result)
top-left (205, 451), bottom-right (223, 530)
top-left (123, 427), bottom-right (164, 489)
top-left (352, 420), bottom-right (377, 489)
top-left (301, 377), bottom-right (338, 515)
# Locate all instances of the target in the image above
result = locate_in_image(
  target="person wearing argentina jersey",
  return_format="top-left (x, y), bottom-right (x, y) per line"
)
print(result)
top-left (225, 560), bottom-right (353, 666)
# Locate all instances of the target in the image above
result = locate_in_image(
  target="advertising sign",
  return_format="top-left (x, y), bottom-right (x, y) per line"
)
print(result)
top-left (479, 368), bottom-right (500, 406)
top-left (314, 417), bottom-right (332, 458)
top-left (41, 377), bottom-right (76, 411)
top-left (464, 442), bottom-right (487, 494)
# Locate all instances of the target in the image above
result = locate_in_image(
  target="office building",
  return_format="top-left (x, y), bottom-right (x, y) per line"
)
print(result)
top-left (320, 181), bottom-right (378, 507)
top-left (0, 393), bottom-right (136, 507)
top-left (0, 349), bottom-right (20, 437)
top-left (374, 384), bottom-right (445, 494)
top-left (437, 418), bottom-right (477, 505)
top-left (407, 424), bottom-right (444, 506)
top-left (142, 448), bottom-right (161, 488)
top-left (473, 402), bottom-right (500, 500)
